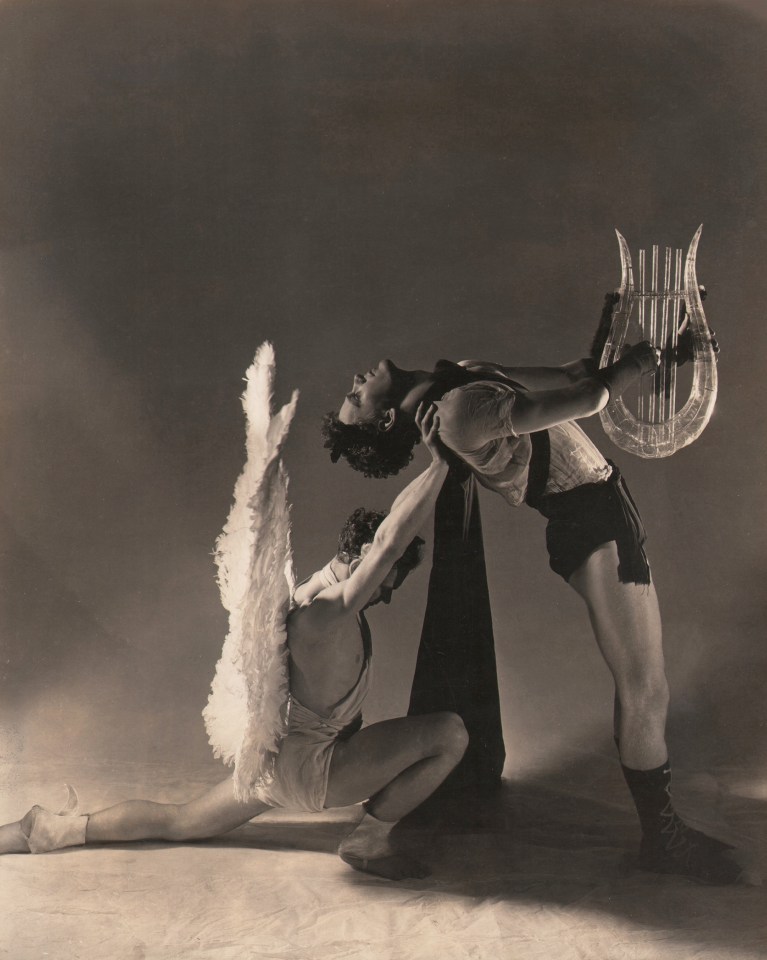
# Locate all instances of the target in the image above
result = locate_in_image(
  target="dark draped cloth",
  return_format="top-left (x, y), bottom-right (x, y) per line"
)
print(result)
top-left (406, 361), bottom-right (512, 796)
top-left (405, 362), bottom-right (551, 799)
top-left (407, 463), bottom-right (506, 794)
top-left (405, 359), bottom-right (553, 800)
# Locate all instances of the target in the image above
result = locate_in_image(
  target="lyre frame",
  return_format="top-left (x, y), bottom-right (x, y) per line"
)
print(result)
top-left (598, 225), bottom-right (718, 459)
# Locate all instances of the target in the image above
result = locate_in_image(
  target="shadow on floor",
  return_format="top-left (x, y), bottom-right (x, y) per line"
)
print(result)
top-left (178, 758), bottom-right (766, 958)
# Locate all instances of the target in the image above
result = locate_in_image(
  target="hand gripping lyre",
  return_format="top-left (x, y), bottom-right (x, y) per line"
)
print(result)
top-left (598, 225), bottom-right (718, 458)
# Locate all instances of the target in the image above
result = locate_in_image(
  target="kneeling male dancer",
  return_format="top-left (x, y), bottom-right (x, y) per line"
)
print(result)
top-left (1, 405), bottom-right (466, 880)
top-left (323, 335), bottom-right (740, 884)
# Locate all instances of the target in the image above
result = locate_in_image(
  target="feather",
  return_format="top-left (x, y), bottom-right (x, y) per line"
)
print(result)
top-left (202, 342), bottom-right (299, 801)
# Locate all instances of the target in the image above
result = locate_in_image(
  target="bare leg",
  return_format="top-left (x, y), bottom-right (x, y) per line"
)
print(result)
top-left (0, 821), bottom-right (29, 854)
top-left (325, 712), bottom-right (468, 879)
top-left (569, 542), bottom-right (740, 883)
top-left (1, 778), bottom-right (270, 854)
top-left (569, 542), bottom-right (668, 770)
top-left (86, 778), bottom-right (270, 843)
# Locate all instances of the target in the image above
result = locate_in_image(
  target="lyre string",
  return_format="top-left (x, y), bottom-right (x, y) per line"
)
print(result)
top-left (669, 247), bottom-right (682, 424)
top-left (635, 245), bottom-right (686, 425)
top-left (659, 246), bottom-right (671, 422)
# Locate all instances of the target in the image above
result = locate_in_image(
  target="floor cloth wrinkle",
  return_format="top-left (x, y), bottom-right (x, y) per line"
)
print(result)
top-left (1, 758), bottom-right (765, 960)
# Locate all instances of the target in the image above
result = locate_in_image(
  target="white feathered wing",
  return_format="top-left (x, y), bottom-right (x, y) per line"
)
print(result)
top-left (202, 342), bottom-right (299, 801)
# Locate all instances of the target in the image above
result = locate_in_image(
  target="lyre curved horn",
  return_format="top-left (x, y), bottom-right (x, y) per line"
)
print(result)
top-left (598, 225), bottom-right (718, 458)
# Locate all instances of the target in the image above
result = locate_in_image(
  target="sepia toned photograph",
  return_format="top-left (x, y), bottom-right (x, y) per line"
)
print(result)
top-left (1, 1), bottom-right (765, 957)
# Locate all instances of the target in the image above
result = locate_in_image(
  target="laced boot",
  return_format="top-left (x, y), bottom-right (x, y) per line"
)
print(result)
top-left (638, 809), bottom-right (741, 885)
top-left (622, 761), bottom-right (741, 885)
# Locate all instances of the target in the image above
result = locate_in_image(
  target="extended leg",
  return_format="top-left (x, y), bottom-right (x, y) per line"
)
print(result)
top-left (325, 712), bottom-right (468, 879)
top-left (569, 542), bottom-right (740, 884)
top-left (85, 777), bottom-right (270, 843)
top-left (1, 778), bottom-right (270, 854)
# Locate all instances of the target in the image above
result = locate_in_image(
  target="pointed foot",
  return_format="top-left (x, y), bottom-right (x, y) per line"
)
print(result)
top-left (23, 804), bottom-right (88, 854)
top-left (339, 850), bottom-right (430, 881)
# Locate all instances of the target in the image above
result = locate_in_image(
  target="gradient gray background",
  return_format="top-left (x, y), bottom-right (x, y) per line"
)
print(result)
top-left (1, 0), bottom-right (765, 791)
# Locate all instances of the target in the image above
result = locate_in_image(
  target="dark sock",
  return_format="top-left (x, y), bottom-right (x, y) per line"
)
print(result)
top-left (621, 759), bottom-right (672, 839)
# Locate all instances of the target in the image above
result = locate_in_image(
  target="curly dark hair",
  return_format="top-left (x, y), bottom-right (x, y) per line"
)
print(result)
top-left (321, 411), bottom-right (421, 479)
top-left (336, 507), bottom-right (425, 580)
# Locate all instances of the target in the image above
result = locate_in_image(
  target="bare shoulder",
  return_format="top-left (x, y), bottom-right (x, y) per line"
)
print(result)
top-left (286, 592), bottom-right (350, 645)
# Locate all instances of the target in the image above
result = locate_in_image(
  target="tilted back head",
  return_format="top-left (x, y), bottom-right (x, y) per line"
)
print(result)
top-left (321, 412), bottom-right (421, 478)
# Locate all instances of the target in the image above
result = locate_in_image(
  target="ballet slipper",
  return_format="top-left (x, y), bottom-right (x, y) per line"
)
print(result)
top-left (24, 784), bottom-right (89, 854)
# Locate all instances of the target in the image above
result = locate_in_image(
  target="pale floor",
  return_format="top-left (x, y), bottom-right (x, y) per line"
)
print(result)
top-left (1, 756), bottom-right (765, 960)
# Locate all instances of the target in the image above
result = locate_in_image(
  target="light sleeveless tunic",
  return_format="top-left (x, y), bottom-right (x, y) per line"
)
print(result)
top-left (258, 567), bottom-right (372, 812)
top-left (257, 636), bottom-right (371, 813)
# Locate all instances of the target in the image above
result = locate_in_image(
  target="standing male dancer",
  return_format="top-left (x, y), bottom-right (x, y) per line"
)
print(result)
top-left (1, 405), bottom-right (468, 881)
top-left (322, 336), bottom-right (740, 884)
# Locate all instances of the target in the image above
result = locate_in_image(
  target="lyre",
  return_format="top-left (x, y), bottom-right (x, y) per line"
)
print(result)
top-left (598, 225), bottom-right (718, 458)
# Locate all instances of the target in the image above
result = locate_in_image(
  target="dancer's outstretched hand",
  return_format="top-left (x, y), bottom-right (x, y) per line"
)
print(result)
top-left (416, 402), bottom-right (447, 464)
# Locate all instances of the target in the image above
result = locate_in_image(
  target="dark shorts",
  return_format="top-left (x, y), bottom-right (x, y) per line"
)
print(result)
top-left (534, 463), bottom-right (651, 585)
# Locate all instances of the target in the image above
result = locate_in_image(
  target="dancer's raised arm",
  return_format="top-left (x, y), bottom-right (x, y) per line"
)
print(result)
top-left (336, 403), bottom-right (447, 614)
